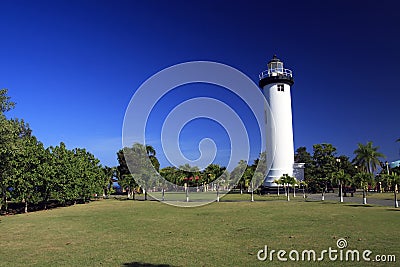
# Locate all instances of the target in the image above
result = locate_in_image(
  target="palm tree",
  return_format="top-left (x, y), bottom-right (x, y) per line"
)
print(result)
top-left (394, 174), bottom-right (399, 208)
top-left (146, 145), bottom-right (160, 171)
top-left (319, 176), bottom-right (329, 201)
top-left (280, 175), bottom-right (289, 201)
top-left (382, 173), bottom-right (399, 208)
top-left (353, 141), bottom-right (385, 174)
top-left (299, 181), bottom-right (307, 199)
top-left (145, 145), bottom-right (156, 157)
top-left (354, 172), bottom-right (373, 205)
top-left (331, 170), bottom-right (350, 203)
top-left (290, 176), bottom-right (298, 198)
top-left (273, 178), bottom-right (282, 196)
top-left (280, 175), bottom-right (297, 201)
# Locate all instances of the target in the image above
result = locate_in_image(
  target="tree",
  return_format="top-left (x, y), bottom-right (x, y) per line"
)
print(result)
top-left (380, 173), bottom-right (400, 208)
top-left (353, 141), bottom-right (385, 174)
top-left (240, 167), bottom-right (253, 192)
top-left (337, 155), bottom-right (357, 178)
top-left (294, 147), bottom-right (312, 164)
top-left (352, 142), bottom-right (384, 205)
top-left (160, 166), bottom-right (180, 190)
top-left (36, 147), bottom-right (55, 209)
top-left (146, 145), bottom-right (160, 171)
top-left (0, 117), bottom-right (18, 211)
top-left (117, 148), bottom-right (136, 199)
top-left (391, 173), bottom-right (400, 208)
top-left (118, 143), bottom-right (160, 199)
top-left (331, 169), bottom-right (350, 203)
top-left (178, 163), bottom-right (200, 187)
top-left (251, 151), bottom-right (267, 191)
top-left (312, 144), bottom-right (337, 176)
top-left (72, 148), bottom-right (104, 202)
top-left (299, 180), bottom-right (308, 198)
top-left (101, 166), bottom-right (116, 198)
top-left (203, 164), bottom-right (226, 190)
top-left (0, 88), bottom-right (15, 113)
top-left (308, 143), bottom-right (337, 194)
top-left (0, 89), bottom-right (17, 211)
top-left (354, 172), bottom-right (374, 205)
top-left (50, 143), bottom-right (76, 204)
top-left (336, 155), bottom-right (357, 197)
top-left (273, 178), bottom-right (282, 196)
top-left (280, 174), bottom-right (297, 201)
top-left (0, 89), bottom-right (106, 213)
top-left (230, 160), bottom-right (247, 194)
top-left (9, 128), bottom-right (45, 213)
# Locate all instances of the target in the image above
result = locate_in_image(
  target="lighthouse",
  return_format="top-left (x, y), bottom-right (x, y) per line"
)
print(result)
top-left (259, 55), bottom-right (295, 187)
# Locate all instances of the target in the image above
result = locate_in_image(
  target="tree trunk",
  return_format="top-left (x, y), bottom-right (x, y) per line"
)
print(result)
top-left (394, 184), bottom-right (398, 208)
top-left (362, 188), bottom-right (367, 205)
top-left (251, 182), bottom-right (254, 202)
top-left (43, 190), bottom-right (49, 210)
top-left (286, 185), bottom-right (290, 201)
top-left (24, 200), bottom-right (28, 213)
top-left (1, 187), bottom-right (7, 212)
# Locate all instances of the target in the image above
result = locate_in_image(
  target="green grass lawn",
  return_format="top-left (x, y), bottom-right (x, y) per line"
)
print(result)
top-left (0, 198), bottom-right (398, 266)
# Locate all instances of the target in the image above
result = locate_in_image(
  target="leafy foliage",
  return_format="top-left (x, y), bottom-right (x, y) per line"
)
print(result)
top-left (0, 89), bottom-right (109, 213)
top-left (353, 141), bottom-right (385, 173)
top-left (296, 143), bottom-right (381, 194)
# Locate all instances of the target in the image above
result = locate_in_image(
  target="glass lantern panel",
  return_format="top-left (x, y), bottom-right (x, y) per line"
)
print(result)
top-left (268, 62), bottom-right (283, 73)
top-left (276, 62), bottom-right (283, 72)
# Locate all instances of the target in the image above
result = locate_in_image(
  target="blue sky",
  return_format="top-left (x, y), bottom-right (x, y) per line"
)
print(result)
top-left (1, 0), bottom-right (400, 168)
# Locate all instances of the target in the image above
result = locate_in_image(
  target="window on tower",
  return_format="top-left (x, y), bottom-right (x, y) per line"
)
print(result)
top-left (277, 84), bottom-right (284, 92)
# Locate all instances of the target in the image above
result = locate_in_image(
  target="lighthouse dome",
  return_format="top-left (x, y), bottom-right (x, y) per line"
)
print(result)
top-left (259, 55), bottom-right (294, 87)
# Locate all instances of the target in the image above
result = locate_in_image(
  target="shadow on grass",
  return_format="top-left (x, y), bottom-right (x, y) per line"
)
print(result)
top-left (346, 204), bottom-right (374, 208)
top-left (1, 199), bottom-right (95, 215)
top-left (386, 208), bottom-right (400, 211)
top-left (307, 201), bottom-right (341, 205)
top-left (115, 198), bottom-right (130, 201)
top-left (122, 262), bottom-right (173, 267)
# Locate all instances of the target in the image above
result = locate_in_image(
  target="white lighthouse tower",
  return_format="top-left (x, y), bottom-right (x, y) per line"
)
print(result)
top-left (259, 55), bottom-right (295, 187)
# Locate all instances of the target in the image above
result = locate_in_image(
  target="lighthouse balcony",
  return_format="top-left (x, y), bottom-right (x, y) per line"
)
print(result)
top-left (259, 68), bottom-right (293, 80)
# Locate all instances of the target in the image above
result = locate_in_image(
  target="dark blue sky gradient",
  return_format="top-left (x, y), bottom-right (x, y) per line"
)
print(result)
top-left (1, 0), bottom-right (399, 167)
